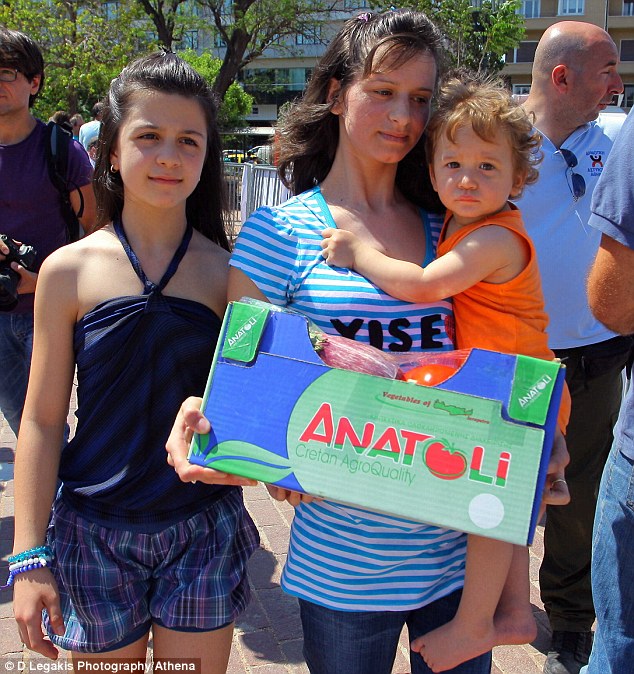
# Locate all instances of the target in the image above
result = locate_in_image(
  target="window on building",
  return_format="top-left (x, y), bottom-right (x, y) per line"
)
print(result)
top-left (624, 1), bottom-right (634, 16)
top-left (558, 0), bottom-right (584, 14)
top-left (621, 39), bottom-right (634, 61)
top-left (519, 0), bottom-right (540, 18)
top-left (296, 25), bottom-right (322, 45)
top-left (513, 84), bottom-right (531, 97)
top-left (181, 30), bottom-right (199, 50)
top-left (506, 41), bottom-right (538, 63)
top-left (103, 1), bottom-right (119, 21)
top-left (220, 0), bottom-right (232, 19)
top-left (288, 67), bottom-right (310, 91)
top-left (242, 69), bottom-right (279, 92)
top-left (242, 67), bottom-right (313, 99)
top-left (177, 0), bottom-right (202, 16)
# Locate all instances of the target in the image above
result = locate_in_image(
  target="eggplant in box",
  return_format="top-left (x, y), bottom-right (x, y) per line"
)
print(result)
top-left (188, 299), bottom-right (566, 545)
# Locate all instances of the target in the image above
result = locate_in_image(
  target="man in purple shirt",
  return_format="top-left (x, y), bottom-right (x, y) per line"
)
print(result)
top-left (0, 28), bottom-right (95, 437)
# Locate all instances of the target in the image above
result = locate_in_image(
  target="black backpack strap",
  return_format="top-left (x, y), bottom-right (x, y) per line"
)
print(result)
top-left (45, 121), bottom-right (83, 242)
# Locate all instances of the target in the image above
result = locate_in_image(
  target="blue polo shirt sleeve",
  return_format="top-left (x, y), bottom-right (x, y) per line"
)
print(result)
top-left (589, 110), bottom-right (634, 250)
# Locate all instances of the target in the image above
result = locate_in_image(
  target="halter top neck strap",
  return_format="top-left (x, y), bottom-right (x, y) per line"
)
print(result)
top-left (113, 216), bottom-right (193, 295)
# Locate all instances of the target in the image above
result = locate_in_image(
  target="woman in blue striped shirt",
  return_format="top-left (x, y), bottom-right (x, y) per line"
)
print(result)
top-left (170, 11), bottom-right (485, 674)
top-left (168, 10), bottom-right (568, 674)
top-left (168, 3), bottom-right (561, 674)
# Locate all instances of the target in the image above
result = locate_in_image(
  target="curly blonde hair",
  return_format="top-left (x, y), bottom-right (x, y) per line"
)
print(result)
top-left (425, 71), bottom-right (542, 198)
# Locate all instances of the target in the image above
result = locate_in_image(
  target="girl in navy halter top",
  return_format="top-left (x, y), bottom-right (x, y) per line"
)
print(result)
top-left (11, 52), bottom-right (259, 669)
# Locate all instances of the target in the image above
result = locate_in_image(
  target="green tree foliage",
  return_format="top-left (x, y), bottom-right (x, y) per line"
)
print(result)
top-left (179, 49), bottom-right (253, 128)
top-left (1, 0), bottom-right (153, 117)
top-left (201, 0), bottom-right (333, 99)
top-left (241, 68), bottom-right (286, 96)
top-left (376, 0), bottom-right (525, 75)
top-left (135, 0), bottom-right (204, 48)
top-left (136, 0), bottom-right (333, 99)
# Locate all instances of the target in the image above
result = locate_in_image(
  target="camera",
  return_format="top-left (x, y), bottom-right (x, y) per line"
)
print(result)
top-left (0, 234), bottom-right (38, 311)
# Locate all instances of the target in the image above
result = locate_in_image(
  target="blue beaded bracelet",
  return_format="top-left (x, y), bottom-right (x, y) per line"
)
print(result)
top-left (8, 545), bottom-right (52, 563)
top-left (3, 546), bottom-right (54, 589)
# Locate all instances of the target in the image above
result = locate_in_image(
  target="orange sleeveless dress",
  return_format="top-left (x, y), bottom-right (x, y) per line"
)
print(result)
top-left (438, 206), bottom-right (571, 431)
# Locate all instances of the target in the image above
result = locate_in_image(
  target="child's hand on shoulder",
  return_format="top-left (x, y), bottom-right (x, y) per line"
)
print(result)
top-left (321, 228), bottom-right (360, 269)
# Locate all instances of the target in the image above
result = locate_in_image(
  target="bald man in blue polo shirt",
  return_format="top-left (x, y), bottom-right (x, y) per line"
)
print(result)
top-left (514, 20), bottom-right (630, 674)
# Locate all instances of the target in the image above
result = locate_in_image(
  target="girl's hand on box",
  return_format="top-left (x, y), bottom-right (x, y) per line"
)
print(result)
top-left (166, 396), bottom-right (258, 487)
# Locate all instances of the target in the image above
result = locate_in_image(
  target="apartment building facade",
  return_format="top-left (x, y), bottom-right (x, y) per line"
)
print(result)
top-left (211, 0), bottom-right (634, 136)
top-left (233, 0), bottom-right (371, 132)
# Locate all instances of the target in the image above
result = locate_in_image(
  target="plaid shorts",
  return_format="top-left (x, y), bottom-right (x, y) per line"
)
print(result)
top-left (43, 489), bottom-right (259, 652)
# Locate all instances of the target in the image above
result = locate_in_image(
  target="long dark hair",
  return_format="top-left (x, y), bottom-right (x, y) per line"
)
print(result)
top-left (93, 51), bottom-right (230, 250)
top-left (276, 9), bottom-right (446, 212)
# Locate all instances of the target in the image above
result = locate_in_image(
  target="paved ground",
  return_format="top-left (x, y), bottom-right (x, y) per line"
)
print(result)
top-left (0, 404), bottom-right (553, 673)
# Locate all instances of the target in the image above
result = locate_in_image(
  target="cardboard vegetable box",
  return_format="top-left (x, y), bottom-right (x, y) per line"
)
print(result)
top-left (189, 300), bottom-right (566, 545)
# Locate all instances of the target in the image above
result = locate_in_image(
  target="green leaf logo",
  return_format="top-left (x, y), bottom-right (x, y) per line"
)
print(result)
top-left (222, 303), bottom-right (269, 362)
top-left (201, 440), bottom-right (293, 483)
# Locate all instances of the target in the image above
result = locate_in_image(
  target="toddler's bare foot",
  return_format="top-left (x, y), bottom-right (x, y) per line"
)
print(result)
top-left (493, 601), bottom-right (537, 645)
top-left (411, 618), bottom-right (497, 673)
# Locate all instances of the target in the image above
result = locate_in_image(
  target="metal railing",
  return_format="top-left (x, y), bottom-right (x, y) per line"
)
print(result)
top-left (223, 162), bottom-right (245, 240)
top-left (223, 162), bottom-right (291, 240)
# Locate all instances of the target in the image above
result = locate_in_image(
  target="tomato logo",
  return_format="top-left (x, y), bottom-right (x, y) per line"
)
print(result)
top-left (424, 439), bottom-right (468, 480)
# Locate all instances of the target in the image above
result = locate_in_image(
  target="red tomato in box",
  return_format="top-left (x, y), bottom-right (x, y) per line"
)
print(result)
top-left (404, 364), bottom-right (457, 386)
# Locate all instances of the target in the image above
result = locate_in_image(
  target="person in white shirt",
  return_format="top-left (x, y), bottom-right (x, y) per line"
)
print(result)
top-left (515, 20), bottom-right (631, 674)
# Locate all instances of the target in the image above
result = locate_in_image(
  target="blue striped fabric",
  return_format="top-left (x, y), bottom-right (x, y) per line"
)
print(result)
top-left (230, 186), bottom-right (467, 611)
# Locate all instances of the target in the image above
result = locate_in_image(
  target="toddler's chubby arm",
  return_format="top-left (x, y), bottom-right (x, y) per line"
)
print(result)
top-left (321, 225), bottom-right (524, 303)
top-left (321, 227), bottom-right (431, 297)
